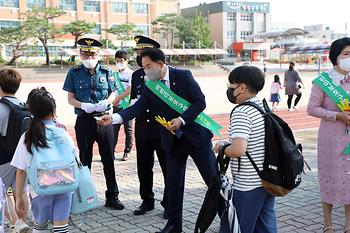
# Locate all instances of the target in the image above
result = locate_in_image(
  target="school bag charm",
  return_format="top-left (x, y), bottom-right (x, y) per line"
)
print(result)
top-left (26, 126), bottom-right (79, 195)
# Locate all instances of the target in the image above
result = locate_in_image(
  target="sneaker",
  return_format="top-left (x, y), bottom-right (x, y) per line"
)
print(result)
top-left (10, 219), bottom-right (30, 233)
top-left (121, 152), bottom-right (130, 161)
top-left (293, 106), bottom-right (298, 111)
top-left (288, 108), bottom-right (294, 112)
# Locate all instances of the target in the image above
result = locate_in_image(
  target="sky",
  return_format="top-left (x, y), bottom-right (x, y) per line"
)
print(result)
top-left (180, 0), bottom-right (350, 33)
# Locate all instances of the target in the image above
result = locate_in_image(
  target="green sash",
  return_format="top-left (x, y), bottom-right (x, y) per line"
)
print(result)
top-left (145, 80), bottom-right (223, 138)
top-left (313, 72), bottom-right (350, 155)
top-left (113, 72), bottom-right (130, 109)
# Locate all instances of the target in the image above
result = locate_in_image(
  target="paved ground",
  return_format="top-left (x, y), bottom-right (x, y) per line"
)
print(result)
top-left (4, 66), bottom-right (339, 232)
top-left (65, 129), bottom-right (344, 233)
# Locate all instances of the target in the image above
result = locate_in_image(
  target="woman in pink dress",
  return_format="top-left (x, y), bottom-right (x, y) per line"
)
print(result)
top-left (308, 37), bottom-right (350, 233)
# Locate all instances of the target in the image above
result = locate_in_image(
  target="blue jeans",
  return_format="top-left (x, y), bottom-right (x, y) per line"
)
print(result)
top-left (233, 187), bottom-right (277, 233)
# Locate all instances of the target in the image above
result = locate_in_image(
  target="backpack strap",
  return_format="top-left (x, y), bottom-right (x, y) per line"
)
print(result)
top-left (245, 151), bottom-right (262, 178)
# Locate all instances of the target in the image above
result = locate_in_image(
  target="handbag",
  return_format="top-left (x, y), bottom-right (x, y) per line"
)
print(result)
top-left (71, 161), bottom-right (98, 215)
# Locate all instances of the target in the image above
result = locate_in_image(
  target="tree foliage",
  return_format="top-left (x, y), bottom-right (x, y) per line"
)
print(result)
top-left (22, 7), bottom-right (65, 66)
top-left (152, 13), bottom-right (179, 49)
top-left (105, 23), bottom-right (143, 48)
top-left (63, 20), bottom-right (96, 48)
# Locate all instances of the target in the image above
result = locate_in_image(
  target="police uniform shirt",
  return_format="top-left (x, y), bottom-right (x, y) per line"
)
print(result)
top-left (63, 63), bottom-right (117, 114)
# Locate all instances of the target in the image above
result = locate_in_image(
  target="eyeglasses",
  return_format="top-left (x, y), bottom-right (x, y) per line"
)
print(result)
top-left (80, 52), bottom-right (98, 58)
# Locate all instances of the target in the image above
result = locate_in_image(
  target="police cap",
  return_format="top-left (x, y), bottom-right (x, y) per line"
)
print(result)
top-left (134, 35), bottom-right (160, 50)
top-left (77, 38), bottom-right (102, 53)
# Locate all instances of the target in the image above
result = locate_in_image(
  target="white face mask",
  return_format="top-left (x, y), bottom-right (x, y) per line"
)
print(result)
top-left (116, 62), bottom-right (125, 70)
top-left (145, 67), bottom-right (162, 81)
top-left (82, 59), bottom-right (98, 69)
top-left (339, 57), bottom-right (350, 72)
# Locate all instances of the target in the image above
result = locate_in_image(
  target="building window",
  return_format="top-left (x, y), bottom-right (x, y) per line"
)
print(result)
top-left (91, 24), bottom-right (101, 35)
top-left (59, 0), bottom-right (76, 11)
top-left (227, 31), bottom-right (235, 39)
top-left (240, 13), bottom-right (253, 21)
top-left (112, 2), bottom-right (127, 13)
top-left (83, 0), bottom-right (100, 12)
top-left (240, 31), bottom-right (252, 40)
top-left (133, 3), bottom-right (148, 14)
top-left (136, 25), bottom-right (149, 36)
top-left (27, 0), bottom-right (45, 8)
top-left (0, 20), bottom-right (19, 29)
top-left (227, 12), bottom-right (236, 21)
top-left (0, 0), bottom-right (19, 7)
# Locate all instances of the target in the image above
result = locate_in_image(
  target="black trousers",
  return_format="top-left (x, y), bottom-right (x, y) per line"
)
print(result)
top-left (75, 115), bottom-right (119, 194)
top-left (113, 107), bottom-right (134, 153)
top-left (166, 137), bottom-right (216, 229)
top-left (287, 94), bottom-right (302, 109)
top-left (136, 136), bottom-right (168, 209)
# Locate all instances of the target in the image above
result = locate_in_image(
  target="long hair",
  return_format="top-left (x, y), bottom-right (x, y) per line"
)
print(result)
top-left (24, 87), bottom-right (56, 154)
top-left (274, 74), bottom-right (281, 85)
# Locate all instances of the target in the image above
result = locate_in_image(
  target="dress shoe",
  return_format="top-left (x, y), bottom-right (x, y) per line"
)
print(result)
top-left (133, 202), bottom-right (155, 215)
top-left (105, 191), bottom-right (125, 210)
top-left (155, 224), bottom-right (182, 233)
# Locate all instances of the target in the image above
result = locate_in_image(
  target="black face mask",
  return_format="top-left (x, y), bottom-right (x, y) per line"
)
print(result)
top-left (226, 85), bottom-right (241, 104)
top-left (136, 56), bottom-right (142, 67)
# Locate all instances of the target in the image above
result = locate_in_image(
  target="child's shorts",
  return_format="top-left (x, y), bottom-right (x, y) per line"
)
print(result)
top-left (31, 193), bottom-right (72, 224)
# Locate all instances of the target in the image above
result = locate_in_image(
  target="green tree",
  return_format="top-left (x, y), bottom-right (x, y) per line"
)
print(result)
top-left (23, 7), bottom-right (65, 66)
top-left (105, 23), bottom-right (142, 49)
top-left (152, 13), bottom-right (179, 49)
top-left (0, 25), bottom-right (32, 65)
top-left (63, 20), bottom-right (96, 62)
top-left (63, 20), bottom-right (96, 49)
top-left (176, 12), bottom-right (212, 48)
top-left (191, 12), bottom-right (212, 48)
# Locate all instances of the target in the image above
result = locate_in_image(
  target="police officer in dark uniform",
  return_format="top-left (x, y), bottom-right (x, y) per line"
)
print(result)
top-left (131, 36), bottom-right (168, 218)
top-left (63, 38), bottom-right (124, 210)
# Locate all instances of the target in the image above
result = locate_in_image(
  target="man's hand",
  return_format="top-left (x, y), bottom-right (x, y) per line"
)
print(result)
top-left (97, 114), bottom-right (113, 126)
top-left (112, 96), bottom-right (121, 107)
top-left (96, 100), bottom-right (110, 112)
top-left (214, 141), bottom-right (225, 153)
top-left (166, 118), bottom-right (182, 132)
top-left (81, 103), bottom-right (97, 113)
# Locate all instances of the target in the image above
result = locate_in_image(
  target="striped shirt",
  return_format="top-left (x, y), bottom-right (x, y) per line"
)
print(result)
top-left (229, 96), bottom-right (265, 191)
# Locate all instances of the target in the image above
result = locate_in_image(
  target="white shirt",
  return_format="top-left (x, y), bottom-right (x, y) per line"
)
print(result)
top-left (112, 66), bottom-right (185, 125)
top-left (114, 67), bottom-right (133, 97)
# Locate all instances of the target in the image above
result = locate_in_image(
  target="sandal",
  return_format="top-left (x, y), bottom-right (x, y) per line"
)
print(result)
top-left (344, 227), bottom-right (350, 233)
top-left (323, 226), bottom-right (335, 233)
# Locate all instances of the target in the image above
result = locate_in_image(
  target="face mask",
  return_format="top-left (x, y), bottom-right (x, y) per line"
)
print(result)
top-left (116, 62), bottom-right (125, 70)
top-left (82, 59), bottom-right (98, 69)
top-left (145, 67), bottom-right (161, 81)
top-left (339, 57), bottom-right (350, 72)
top-left (136, 56), bottom-right (142, 67)
top-left (226, 85), bottom-right (241, 104)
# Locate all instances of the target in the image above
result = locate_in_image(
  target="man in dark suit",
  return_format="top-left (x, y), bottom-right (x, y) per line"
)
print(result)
top-left (114, 35), bottom-right (168, 217)
top-left (100, 48), bottom-right (217, 233)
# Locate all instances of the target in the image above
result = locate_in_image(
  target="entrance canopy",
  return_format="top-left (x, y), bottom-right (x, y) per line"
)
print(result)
top-left (247, 28), bottom-right (309, 40)
top-left (283, 44), bottom-right (331, 54)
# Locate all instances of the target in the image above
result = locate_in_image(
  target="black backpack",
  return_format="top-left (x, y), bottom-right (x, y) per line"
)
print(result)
top-left (234, 99), bottom-right (308, 196)
top-left (0, 97), bottom-right (32, 156)
top-left (194, 144), bottom-right (231, 233)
